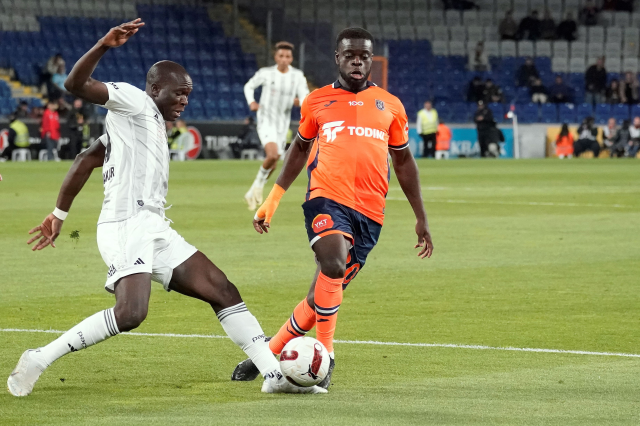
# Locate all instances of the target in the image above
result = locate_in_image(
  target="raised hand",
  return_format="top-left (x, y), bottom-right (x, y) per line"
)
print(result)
top-left (414, 220), bottom-right (434, 259)
top-left (100, 18), bottom-right (145, 48)
top-left (27, 213), bottom-right (63, 251)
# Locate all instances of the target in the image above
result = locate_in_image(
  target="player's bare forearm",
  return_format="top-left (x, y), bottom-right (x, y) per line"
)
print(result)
top-left (56, 140), bottom-right (106, 212)
top-left (274, 135), bottom-right (311, 190)
top-left (390, 148), bottom-right (427, 222)
top-left (64, 43), bottom-right (110, 105)
top-left (390, 147), bottom-right (434, 258)
top-left (65, 19), bottom-right (144, 105)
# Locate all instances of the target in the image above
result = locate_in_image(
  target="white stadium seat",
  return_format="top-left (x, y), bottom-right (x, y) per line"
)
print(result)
top-left (569, 57), bottom-right (586, 73)
top-left (428, 10), bottom-right (445, 26)
top-left (570, 41), bottom-right (586, 59)
top-left (484, 41), bottom-right (500, 57)
top-left (396, 10), bottom-right (412, 25)
top-left (599, 11), bottom-right (613, 27)
top-left (535, 41), bottom-right (551, 57)
top-left (431, 25), bottom-right (449, 41)
top-left (445, 10), bottom-right (461, 26)
top-left (606, 56), bottom-right (622, 73)
top-left (622, 57), bottom-right (639, 73)
top-left (449, 41), bottom-right (466, 56)
top-left (623, 27), bottom-right (639, 46)
top-left (399, 25), bottom-right (415, 40)
top-left (552, 56), bottom-right (569, 73)
top-left (553, 41), bottom-right (569, 57)
top-left (449, 25), bottom-right (466, 42)
top-left (587, 42), bottom-right (604, 58)
top-left (518, 40), bottom-right (534, 57)
top-left (605, 42), bottom-right (622, 57)
top-left (432, 40), bottom-right (449, 56)
top-left (412, 9), bottom-right (428, 26)
top-left (577, 26), bottom-right (587, 41)
top-left (364, 10), bottom-right (380, 26)
top-left (613, 11), bottom-right (631, 27)
top-left (622, 41), bottom-right (639, 58)
top-left (632, 13), bottom-right (640, 28)
top-left (606, 27), bottom-right (622, 44)
top-left (462, 10), bottom-right (478, 26)
top-left (414, 25), bottom-right (431, 40)
top-left (467, 26), bottom-right (483, 42)
top-left (478, 11), bottom-right (494, 26)
top-left (588, 26), bottom-right (604, 43)
top-left (483, 26), bottom-right (499, 41)
top-left (500, 40), bottom-right (516, 57)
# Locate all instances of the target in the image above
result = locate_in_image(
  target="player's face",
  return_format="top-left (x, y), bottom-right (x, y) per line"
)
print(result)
top-left (274, 49), bottom-right (293, 68)
top-left (335, 38), bottom-right (373, 88)
top-left (154, 74), bottom-right (193, 121)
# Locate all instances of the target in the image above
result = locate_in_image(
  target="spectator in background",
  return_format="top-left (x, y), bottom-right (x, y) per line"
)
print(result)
top-left (41, 100), bottom-right (60, 161)
top-left (499, 10), bottom-right (519, 40)
top-left (474, 101), bottom-right (496, 157)
top-left (232, 116), bottom-right (262, 158)
top-left (14, 101), bottom-right (30, 119)
top-left (580, 0), bottom-right (600, 26)
top-left (51, 64), bottom-right (68, 95)
top-left (585, 58), bottom-right (607, 105)
top-left (629, 116), bottom-right (640, 157)
top-left (517, 57), bottom-right (539, 87)
top-left (442, 0), bottom-right (479, 10)
top-left (530, 78), bottom-right (548, 103)
top-left (417, 100), bottom-right (439, 158)
top-left (549, 75), bottom-right (573, 103)
top-left (0, 113), bottom-right (31, 161)
top-left (617, 0), bottom-right (633, 12)
top-left (468, 42), bottom-right (490, 72)
top-left (540, 10), bottom-right (557, 40)
top-left (557, 12), bottom-right (577, 41)
top-left (601, 0), bottom-right (617, 10)
top-left (166, 121), bottom-right (179, 149)
top-left (610, 119), bottom-right (631, 157)
top-left (555, 123), bottom-right (574, 158)
top-left (467, 76), bottom-right (485, 102)
top-left (619, 71), bottom-right (639, 104)
top-left (67, 99), bottom-right (91, 159)
top-left (606, 79), bottom-right (622, 104)
top-left (43, 53), bottom-right (64, 95)
top-left (602, 117), bottom-right (618, 153)
top-left (483, 79), bottom-right (504, 103)
top-left (435, 121), bottom-right (452, 160)
top-left (574, 116), bottom-right (601, 157)
top-left (29, 106), bottom-right (44, 119)
top-left (518, 10), bottom-right (541, 41)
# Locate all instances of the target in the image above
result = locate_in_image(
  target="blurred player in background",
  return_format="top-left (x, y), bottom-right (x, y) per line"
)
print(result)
top-left (243, 41), bottom-right (309, 210)
top-left (7, 20), bottom-right (324, 397)
top-left (232, 28), bottom-right (434, 389)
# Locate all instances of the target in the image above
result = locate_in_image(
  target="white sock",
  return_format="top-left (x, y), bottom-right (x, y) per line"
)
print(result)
top-left (39, 308), bottom-right (120, 366)
top-left (254, 166), bottom-right (271, 187)
top-left (217, 303), bottom-right (281, 379)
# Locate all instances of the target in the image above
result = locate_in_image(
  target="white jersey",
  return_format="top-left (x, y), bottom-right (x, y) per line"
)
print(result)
top-left (97, 82), bottom-right (170, 225)
top-left (244, 65), bottom-right (309, 127)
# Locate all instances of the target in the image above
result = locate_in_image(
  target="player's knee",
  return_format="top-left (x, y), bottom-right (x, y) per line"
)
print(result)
top-left (114, 305), bottom-right (148, 332)
top-left (204, 269), bottom-right (242, 309)
top-left (320, 258), bottom-right (346, 280)
top-left (265, 152), bottom-right (279, 163)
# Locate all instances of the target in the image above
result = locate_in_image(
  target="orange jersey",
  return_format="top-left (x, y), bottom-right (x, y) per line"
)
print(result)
top-left (297, 80), bottom-right (409, 225)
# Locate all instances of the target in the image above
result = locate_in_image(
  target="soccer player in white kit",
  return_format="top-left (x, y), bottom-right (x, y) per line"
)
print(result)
top-left (243, 41), bottom-right (309, 210)
top-left (7, 19), bottom-right (325, 397)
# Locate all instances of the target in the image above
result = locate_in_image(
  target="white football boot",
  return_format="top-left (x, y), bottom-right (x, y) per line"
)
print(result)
top-left (7, 349), bottom-right (48, 397)
top-left (244, 188), bottom-right (257, 211)
top-left (253, 184), bottom-right (264, 206)
top-left (261, 374), bottom-right (328, 394)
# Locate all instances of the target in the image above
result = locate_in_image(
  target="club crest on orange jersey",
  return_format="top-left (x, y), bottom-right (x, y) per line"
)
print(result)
top-left (312, 214), bottom-right (334, 233)
top-left (375, 99), bottom-right (385, 111)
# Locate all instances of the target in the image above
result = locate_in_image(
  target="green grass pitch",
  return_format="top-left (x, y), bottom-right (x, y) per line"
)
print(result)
top-left (1, 159), bottom-right (639, 425)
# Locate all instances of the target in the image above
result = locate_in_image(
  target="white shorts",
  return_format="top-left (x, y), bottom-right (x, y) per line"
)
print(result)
top-left (97, 208), bottom-right (198, 293)
top-left (257, 121), bottom-right (289, 155)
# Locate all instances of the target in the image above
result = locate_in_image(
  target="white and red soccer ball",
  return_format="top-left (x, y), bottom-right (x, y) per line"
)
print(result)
top-left (279, 337), bottom-right (330, 387)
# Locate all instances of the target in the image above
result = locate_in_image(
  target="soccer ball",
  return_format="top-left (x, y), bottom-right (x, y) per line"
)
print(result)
top-left (279, 337), bottom-right (330, 387)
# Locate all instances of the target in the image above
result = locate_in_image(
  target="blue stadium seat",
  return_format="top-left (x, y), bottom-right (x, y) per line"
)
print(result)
top-left (595, 103), bottom-right (611, 124)
top-left (516, 103), bottom-right (539, 123)
top-left (488, 103), bottom-right (506, 122)
top-left (630, 104), bottom-right (640, 119)
top-left (558, 103), bottom-right (577, 123)
top-left (540, 103), bottom-right (558, 123)
top-left (611, 103), bottom-right (630, 123)
top-left (576, 103), bottom-right (594, 119)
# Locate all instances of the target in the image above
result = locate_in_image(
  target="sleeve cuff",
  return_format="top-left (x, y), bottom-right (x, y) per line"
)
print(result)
top-left (389, 142), bottom-right (410, 150)
top-left (297, 131), bottom-right (316, 143)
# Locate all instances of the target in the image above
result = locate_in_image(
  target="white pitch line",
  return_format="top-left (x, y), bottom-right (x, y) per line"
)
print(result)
top-left (386, 197), bottom-right (632, 209)
top-left (1, 328), bottom-right (639, 359)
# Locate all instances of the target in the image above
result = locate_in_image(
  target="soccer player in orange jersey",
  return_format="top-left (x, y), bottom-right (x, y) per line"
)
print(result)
top-left (231, 28), bottom-right (434, 389)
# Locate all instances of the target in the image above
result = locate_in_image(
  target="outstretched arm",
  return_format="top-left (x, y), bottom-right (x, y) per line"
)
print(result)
top-left (65, 18), bottom-right (144, 105)
top-left (389, 147), bottom-right (434, 259)
top-left (252, 135), bottom-right (311, 233)
top-left (27, 140), bottom-right (106, 251)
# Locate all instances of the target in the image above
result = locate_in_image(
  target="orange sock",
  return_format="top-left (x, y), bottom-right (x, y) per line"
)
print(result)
top-left (269, 298), bottom-right (316, 355)
top-left (314, 272), bottom-right (343, 354)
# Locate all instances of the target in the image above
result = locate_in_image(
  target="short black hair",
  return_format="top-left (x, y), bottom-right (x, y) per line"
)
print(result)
top-left (275, 41), bottom-right (294, 52)
top-left (335, 27), bottom-right (374, 50)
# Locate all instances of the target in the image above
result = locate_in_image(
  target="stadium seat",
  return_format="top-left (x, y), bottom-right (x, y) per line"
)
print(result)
top-left (540, 103), bottom-right (558, 123)
top-left (488, 102), bottom-right (506, 122)
top-left (558, 103), bottom-right (577, 123)
top-left (595, 103), bottom-right (611, 124)
top-left (611, 103), bottom-right (630, 123)
top-left (577, 103), bottom-right (594, 119)
top-left (516, 103), bottom-right (539, 123)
